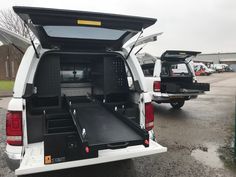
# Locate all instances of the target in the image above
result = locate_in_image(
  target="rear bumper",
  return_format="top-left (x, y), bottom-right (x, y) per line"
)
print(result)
top-left (5, 144), bottom-right (22, 171)
top-left (152, 92), bottom-right (202, 102)
top-left (15, 140), bottom-right (166, 175)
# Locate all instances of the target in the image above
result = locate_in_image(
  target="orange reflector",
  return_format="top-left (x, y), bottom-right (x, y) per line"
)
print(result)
top-left (77, 20), bottom-right (101, 26)
top-left (45, 155), bottom-right (52, 164)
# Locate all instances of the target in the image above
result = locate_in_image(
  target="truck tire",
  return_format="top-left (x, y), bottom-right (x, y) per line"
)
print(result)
top-left (170, 100), bottom-right (185, 109)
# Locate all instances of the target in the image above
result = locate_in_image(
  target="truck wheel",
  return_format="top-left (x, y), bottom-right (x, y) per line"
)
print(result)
top-left (170, 100), bottom-right (185, 109)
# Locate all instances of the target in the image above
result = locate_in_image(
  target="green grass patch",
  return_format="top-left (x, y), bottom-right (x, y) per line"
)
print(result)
top-left (0, 80), bottom-right (14, 91)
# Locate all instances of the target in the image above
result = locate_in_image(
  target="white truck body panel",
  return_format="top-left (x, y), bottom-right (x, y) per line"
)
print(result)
top-left (13, 46), bottom-right (38, 98)
top-left (5, 144), bottom-right (22, 160)
top-left (144, 77), bottom-right (159, 98)
top-left (123, 48), bottom-right (148, 92)
top-left (8, 98), bottom-right (23, 111)
top-left (153, 59), bottom-right (161, 77)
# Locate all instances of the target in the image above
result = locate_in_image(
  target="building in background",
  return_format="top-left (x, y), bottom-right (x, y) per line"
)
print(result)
top-left (193, 52), bottom-right (236, 71)
top-left (0, 44), bottom-right (23, 80)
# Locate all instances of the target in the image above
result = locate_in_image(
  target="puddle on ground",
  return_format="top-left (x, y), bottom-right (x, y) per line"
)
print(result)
top-left (191, 143), bottom-right (224, 168)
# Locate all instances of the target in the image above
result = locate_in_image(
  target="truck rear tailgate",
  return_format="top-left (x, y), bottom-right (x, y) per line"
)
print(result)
top-left (16, 141), bottom-right (167, 175)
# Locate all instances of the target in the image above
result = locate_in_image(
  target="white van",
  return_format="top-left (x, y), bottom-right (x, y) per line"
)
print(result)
top-left (1, 6), bottom-right (167, 176)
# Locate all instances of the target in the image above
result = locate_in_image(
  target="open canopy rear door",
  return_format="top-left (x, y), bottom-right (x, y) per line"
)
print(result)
top-left (125, 32), bottom-right (163, 49)
top-left (161, 50), bottom-right (201, 62)
top-left (13, 6), bottom-right (156, 50)
top-left (0, 26), bottom-right (30, 52)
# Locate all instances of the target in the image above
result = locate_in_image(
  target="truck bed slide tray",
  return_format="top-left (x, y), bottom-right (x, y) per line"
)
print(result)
top-left (66, 96), bottom-right (149, 150)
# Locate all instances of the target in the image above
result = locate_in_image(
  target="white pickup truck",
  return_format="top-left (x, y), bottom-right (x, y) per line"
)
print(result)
top-left (0, 6), bottom-right (167, 176)
top-left (137, 50), bottom-right (210, 109)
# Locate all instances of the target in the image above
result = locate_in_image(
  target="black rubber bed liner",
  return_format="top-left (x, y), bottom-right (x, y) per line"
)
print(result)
top-left (72, 102), bottom-right (144, 148)
top-left (66, 96), bottom-right (149, 150)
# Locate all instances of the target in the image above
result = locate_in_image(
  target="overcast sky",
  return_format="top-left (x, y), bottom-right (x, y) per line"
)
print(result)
top-left (1, 0), bottom-right (236, 56)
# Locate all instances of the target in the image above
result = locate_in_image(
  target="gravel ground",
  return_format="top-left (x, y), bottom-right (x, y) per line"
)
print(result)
top-left (0, 72), bottom-right (236, 177)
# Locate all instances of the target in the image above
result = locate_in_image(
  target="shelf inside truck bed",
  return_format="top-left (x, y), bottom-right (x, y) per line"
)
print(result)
top-left (70, 102), bottom-right (145, 148)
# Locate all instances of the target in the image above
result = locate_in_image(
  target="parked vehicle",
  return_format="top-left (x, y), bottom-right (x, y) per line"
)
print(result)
top-left (2, 6), bottom-right (167, 176)
top-left (225, 65), bottom-right (234, 72)
top-left (219, 64), bottom-right (234, 72)
top-left (193, 62), bottom-right (215, 76)
top-left (137, 50), bottom-right (210, 109)
top-left (211, 64), bottom-right (225, 72)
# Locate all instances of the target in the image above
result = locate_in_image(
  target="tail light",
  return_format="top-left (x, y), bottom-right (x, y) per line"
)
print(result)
top-left (153, 81), bottom-right (161, 92)
top-left (145, 103), bottom-right (154, 131)
top-left (6, 111), bottom-right (23, 146)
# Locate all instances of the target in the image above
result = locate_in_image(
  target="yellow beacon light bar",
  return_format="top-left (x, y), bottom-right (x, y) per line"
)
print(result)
top-left (77, 19), bottom-right (101, 26)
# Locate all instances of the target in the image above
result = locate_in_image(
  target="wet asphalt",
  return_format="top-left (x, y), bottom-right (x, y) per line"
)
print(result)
top-left (0, 72), bottom-right (236, 177)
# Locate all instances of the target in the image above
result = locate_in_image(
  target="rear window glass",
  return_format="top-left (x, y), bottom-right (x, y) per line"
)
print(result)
top-left (60, 63), bottom-right (91, 83)
top-left (161, 63), bottom-right (190, 76)
top-left (141, 64), bottom-right (155, 77)
top-left (164, 54), bottom-right (190, 59)
top-left (142, 68), bottom-right (154, 77)
top-left (44, 26), bottom-right (126, 40)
